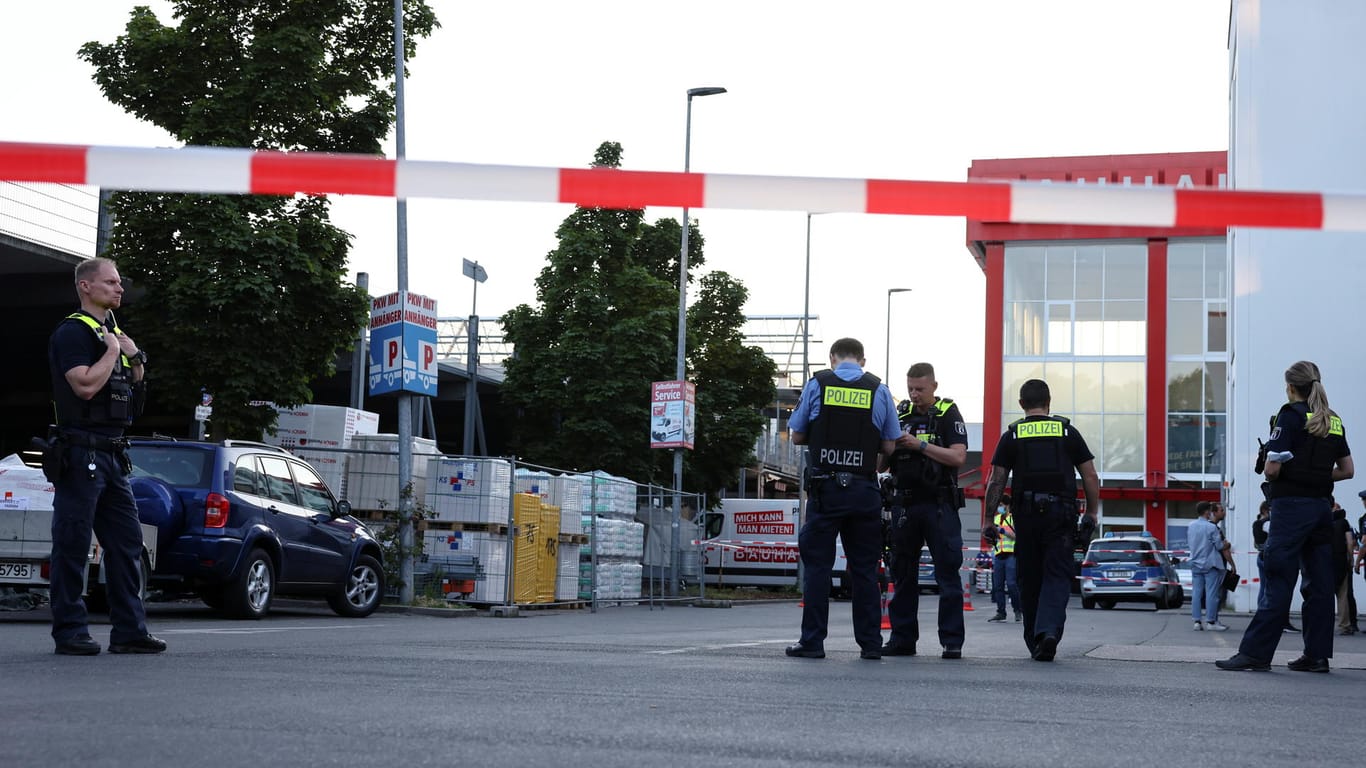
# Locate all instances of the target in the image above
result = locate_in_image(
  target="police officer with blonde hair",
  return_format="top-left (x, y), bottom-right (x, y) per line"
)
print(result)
top-left (1219, 361), bottom-right (1352, 672)
top-left (46, 257), bottom-right (165, 656)
top-left (982, 379), bottom-right (1099, 662)
top-left (786, 338), bottom-right (900, 660)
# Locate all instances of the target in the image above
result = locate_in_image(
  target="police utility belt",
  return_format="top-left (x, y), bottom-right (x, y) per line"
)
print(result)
top-left (1016, 491), bottom-right (1076, 511)
top-left (808, 470), bottom-right (875, 488)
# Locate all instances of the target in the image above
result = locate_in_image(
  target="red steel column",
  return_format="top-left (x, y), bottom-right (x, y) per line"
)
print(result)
top-left (981, 243), bottom-right (1006, 487)
top-left (1144, 239), bottom-right (1169, 540)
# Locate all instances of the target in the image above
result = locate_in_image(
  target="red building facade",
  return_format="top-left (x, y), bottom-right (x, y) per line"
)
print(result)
top-left (966, 151), bottom-right (1227, 543)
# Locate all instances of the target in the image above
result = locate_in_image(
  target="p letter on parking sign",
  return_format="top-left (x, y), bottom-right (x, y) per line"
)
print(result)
top-left (368, 290), bottom-right (439, 397)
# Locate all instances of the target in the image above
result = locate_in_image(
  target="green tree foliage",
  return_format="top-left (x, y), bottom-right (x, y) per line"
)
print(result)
top-left (502, 142), bottom-right (776, 497)
top-left (78, 1), bottom-right (437, 436)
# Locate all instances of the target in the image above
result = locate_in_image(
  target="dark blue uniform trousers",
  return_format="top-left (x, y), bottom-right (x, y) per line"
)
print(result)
top-left (50, 445), bottom-right (149, 645)
top-left (1238, 496), bottom-right (1335, 662)
top-left (1014, 500), bottom-right (1074, 652)
top-left (797, 478), bottom-right (883, 653)
top-left (888, 498), bottom-right (964, 650)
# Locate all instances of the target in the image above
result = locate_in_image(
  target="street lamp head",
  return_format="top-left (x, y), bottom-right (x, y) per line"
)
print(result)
top-left (888, 287), bottom-right (912, 295)
top-left (687, 86), bottom-right (728, 99)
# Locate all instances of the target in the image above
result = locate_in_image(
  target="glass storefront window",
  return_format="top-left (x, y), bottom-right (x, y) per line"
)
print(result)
top-left (1074, 301), bottom-right (1104, 355)
top-left (1046, 303), bottom-right (1072, 354)
top-left (1204, 241), bottom-right (1228, 299)
top-left (1104, 301), bottom-right (1145, 355)
top-left (1104, 245), bottom-right (1146, 300)
top-left (1043, 361), bottom-right (1075, 415)
top-left (1168, 243), bottom-right (1204, 299)
top-left (1006, 246), bottom-right (1046, 300)
top-left (1166, 237), bottom-right (1229, 480)
top-left (1005, 301), bottom-right (1044, 356)
top-left (1205, 361), bottom-right (1226, 411)
top-left (1003, 362), bottom-right (1044, 402)
top-left (1167, 301), bottom-right (1203, 355)
top-left (1076, 246), bottom-right (1104, 300)
top-left (1047, 249), bottom-right (1075, 299)
top-left (1073, 362), bottom-right (1104, 412)
top-left (1207, 301), bottom-right (1227, 353)
top-left (1103, 414), bottom-right (1144, 473)
top-left (1103, 362), bottom-right (1144, 412)
top-left (1168, 361), bottom-right (1203, 411)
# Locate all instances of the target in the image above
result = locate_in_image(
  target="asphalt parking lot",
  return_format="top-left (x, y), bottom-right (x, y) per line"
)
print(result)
top-left (3, 595), bottom-right (1363, 768)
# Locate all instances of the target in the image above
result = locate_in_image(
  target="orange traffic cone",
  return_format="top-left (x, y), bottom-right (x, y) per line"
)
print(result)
top-left (881, 582), bottom-right (894, 630)
top-left (962, 574), bottom-right (975, 612)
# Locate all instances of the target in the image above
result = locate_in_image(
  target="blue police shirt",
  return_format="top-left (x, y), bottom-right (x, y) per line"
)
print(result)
top-left (789, 361), bottom-right (902, 442)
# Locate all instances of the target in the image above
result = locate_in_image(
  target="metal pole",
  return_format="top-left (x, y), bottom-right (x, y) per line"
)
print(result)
top-left (885, 288), bottom-right (910, 383)
top-left (671, 94), bottom-right (694, 601)
top-left (798, 213), bottom-right (813, 590)
top-left (672, 86), bottom-right (725, 598)
top-left (350, 272), bottom-right (369, 411)
top-left (463, 315), bottom-right (478, 454)
top-left (884, 290), bottom-right (892, 384)
top-left (393, 0), bottom-right (415, 604)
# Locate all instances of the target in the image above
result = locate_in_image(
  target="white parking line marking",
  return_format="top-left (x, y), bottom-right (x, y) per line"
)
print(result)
top-left (156, 623), bottom-right (389, 635)
top-left (648, 639), bottom-right (789, 655)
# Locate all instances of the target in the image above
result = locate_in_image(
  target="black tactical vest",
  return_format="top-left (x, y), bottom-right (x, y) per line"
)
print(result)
top-left (1008, 415), bottom-right (1076, 497)
top-left (889, 398), bottom-right (957, 492)
top-left (50, 312), bottom-right (135, 430)
top-left (806, 369), bottom-right (881, 477)
top-left (1269, 401), bottom-right (1345, 499)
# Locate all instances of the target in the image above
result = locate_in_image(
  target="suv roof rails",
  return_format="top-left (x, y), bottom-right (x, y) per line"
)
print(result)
top-left (220, 439), bottom-right (289, 453)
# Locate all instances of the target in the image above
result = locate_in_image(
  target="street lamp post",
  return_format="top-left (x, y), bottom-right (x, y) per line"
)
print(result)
top-left (673, 86), bottom-right (726, 597)
top-left (885, 288), bottom-right (911, 383)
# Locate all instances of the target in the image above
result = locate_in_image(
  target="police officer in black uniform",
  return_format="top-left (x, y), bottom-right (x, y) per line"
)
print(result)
top-left (1218, 360), bottom-right (1352, 672)
top-left (46, 257), bottom-right (165, 656)
top-left (880, 362), bottom-right (969, 659)
top-left (785, 338), bottom-right (900, 660)
top-left (982, 379), bottom-right (1099, 662)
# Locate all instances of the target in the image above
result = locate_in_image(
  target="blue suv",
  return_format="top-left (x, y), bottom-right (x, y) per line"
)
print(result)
top-left (127, 438), bottom-right (384, 619)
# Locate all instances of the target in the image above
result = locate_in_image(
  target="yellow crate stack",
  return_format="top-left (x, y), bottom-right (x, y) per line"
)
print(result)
top-left (537, 503), bottom-right (561, 603)
top-left (512, 494), bottom-right (542, 604)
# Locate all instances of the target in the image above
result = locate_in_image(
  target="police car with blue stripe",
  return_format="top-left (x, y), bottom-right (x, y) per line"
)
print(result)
top-left (1079, 532), bottom-right (1184, 610)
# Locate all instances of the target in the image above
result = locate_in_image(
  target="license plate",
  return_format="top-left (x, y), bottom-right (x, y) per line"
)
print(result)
top-left (0, 560), bottom-right (39, 581)
top-left (1107, 570), bottom-right (1135, 580)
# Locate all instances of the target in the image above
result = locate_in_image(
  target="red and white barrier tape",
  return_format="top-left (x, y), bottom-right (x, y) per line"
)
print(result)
top-left (2, 140), bottom-right (1364, 230)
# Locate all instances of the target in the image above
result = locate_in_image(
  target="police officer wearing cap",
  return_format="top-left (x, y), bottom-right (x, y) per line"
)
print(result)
top-left (982, 378), bottom-right (1099, 662)
top-left (46, 257), bottom-right (165, 656)
top-left (1218, 360), bottom-right (1352, 673)
top-left (880, 362), bottom-right (969, 659)
top-left (786, 338), bottom-right (900, 660)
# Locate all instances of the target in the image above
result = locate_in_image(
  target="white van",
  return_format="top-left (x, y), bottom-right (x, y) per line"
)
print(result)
top-left (699, 498), bottom-right (849, 594)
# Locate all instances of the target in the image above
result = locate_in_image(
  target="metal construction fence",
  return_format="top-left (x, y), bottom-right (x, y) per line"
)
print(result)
top-left (288, 439), bottom-right (705, 612)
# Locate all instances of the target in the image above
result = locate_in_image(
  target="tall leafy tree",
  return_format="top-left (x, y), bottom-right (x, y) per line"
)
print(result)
top-left (78, 0), bottom-right (438, 436)
top-left (502, 142), bottom-right (775, 497)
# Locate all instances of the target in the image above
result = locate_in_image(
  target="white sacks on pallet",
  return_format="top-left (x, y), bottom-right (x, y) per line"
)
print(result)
top-left (344, 433), bottom-right (438, 512)
top-left (581, 516), bottom-right (645, 559)
top-left (584, 470), bottom-right (636, 518)
top-left (579, 561), bottom-right (642, 600)
top-left (426, 457), bottom-right (512, 523)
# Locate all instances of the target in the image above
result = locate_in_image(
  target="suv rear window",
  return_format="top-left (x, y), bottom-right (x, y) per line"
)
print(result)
top-left (1087, 542), bottom-right (1151, 564)
top-left (129, 445), bottom-right (213, 487)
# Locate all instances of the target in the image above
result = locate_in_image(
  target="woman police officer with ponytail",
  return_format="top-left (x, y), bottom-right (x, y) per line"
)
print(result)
top-left (1218, 361), bottom-right (1354, 673)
